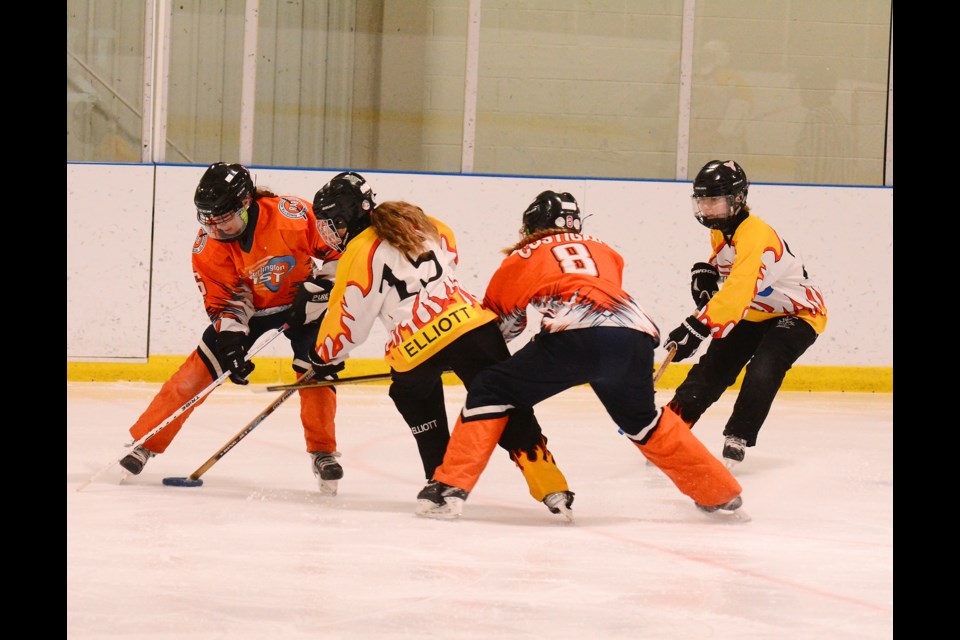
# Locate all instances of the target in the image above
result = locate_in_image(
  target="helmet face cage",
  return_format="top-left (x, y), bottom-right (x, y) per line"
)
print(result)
top-left (195, 163), bottom-right (254, 241)
top-left (521, 190), bottom-right (582, 236)
top-left (691, 160), bottom-right (748, 231)
top-left (313, 172), bottom-right (375, 253)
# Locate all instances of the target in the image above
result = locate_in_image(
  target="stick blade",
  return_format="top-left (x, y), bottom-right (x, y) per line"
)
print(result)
top-left (162, 476), bottom-right (204, 487)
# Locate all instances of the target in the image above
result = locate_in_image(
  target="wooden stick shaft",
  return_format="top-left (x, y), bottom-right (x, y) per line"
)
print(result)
top-left (653, 346), bottom-right (677, 385)
top-left (264, 371), bottom-right (395, 392)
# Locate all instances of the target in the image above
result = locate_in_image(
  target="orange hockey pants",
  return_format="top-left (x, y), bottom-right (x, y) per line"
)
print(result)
top-left (631, 406), bottom-right (741, 507)
top-left (433, 414), bottom-right (569, 503)
top-left (128, 351), bottom-right (336, 454)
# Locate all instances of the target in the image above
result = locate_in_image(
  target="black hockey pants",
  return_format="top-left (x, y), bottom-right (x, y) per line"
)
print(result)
top-left (388, 320), bottom-right (545, 479)
top-left (463, 326), bottom-right (660, 438)
top-left (668, 316), bottom-right (818, 446)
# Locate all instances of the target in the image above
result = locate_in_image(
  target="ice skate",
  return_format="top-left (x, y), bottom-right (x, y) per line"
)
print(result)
top-left (722, 435), bottom-right (747, 469)
top-left (543, 490), bottom-right (575, 522)
top-left (310, 451), bottom-right (343, 495)
top-left (119, 445), bottom-right (156, 475)
top-left (695, 495), bottom-right (751, 522)
top-left (415, 480), bottom-right (468, 519)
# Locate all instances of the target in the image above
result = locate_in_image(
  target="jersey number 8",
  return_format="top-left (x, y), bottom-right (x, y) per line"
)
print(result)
top-left (550, 243), bottom-right (598, 276)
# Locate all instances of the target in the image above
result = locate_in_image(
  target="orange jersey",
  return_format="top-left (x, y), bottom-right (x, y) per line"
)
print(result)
top-left (191, 195), bottom-right (340, 333)
top-left (484, 232), bottom-right (660, 343)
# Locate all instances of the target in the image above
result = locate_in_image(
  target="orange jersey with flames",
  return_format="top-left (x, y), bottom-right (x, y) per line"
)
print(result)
top-left (483, 232), bottom-right (660, 343)
top-left (315, 216), bottom-right (496, 372)
top-left (191, 195), bottom-right (340, 333)
top-left (698, 214), bottom-right (827, 338)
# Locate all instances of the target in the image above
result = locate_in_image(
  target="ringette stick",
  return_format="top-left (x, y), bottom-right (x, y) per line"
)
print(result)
top-left (162, 369), bottom-right (316, 487)
top-left (653, 345), bottom-right (677, 385)
top-left (635, 345), bottom-right (680, 466)
top-left (76, 326), bottom-right (288, 492)
top-left (263, 371), bottom-right (395, 392)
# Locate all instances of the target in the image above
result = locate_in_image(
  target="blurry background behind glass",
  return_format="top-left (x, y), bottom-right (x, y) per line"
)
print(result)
top-left (66, 0), bottom-right (893, 186)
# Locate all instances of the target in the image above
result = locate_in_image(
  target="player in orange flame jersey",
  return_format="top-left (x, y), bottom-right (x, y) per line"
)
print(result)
top-left (119, 162), bottom-right (344, 494)
top-left (417, 190), bottom-right (747, 521)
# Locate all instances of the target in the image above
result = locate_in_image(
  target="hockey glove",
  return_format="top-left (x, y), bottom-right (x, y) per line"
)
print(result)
top-left (690, 262), bottom-right (720, 310)
top-left (214, 331), bottom-right (255, 385)
top-left (288, 277), bottom-right (333, 327)
top-left (307, 348), bottom-right (345, 381)
top-left (664, 316), bottom-right (710, 362)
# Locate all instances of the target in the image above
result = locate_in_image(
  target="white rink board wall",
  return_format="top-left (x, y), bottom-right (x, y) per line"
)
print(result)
top-left (66, 164), bottom-right (893, 367)
top-left (67, 164), bottom-right (154, 359)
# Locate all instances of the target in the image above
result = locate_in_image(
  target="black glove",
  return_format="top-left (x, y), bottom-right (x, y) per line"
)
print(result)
top-left (690, 262), bottom-right (720, 310)
top-left (307, 348), bottom-right (345, 380)
top-left (215, 331), bottom-right (255, 385)
top-left (288, 277), bottom-right (333, 327)
top-left (664, 315), bottom-right (710, 362)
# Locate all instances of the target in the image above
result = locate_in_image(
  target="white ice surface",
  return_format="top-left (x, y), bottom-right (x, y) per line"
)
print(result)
top-left (68, 382), bottom-right (893, 639)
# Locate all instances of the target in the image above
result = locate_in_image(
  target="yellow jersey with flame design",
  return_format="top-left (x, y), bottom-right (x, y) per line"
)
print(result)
top-left (698, 214), bottom-right (827, 338)
top-left (315, 216), bottom-right (496, 372)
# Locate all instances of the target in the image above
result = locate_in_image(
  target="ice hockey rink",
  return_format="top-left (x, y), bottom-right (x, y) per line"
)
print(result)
top-left (67, 381), bottom-right (892, 640)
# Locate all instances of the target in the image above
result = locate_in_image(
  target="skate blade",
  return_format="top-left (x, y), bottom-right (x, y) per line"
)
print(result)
top-left (317, 479), bottom-right (339, 496)
top-left (548, 507), bottom-right (574, 523)
top-left (700, 506), bottom-right (752, 523)
top-left (696, 495), bottom-right (751, 523)
top-left (415, 497), bottom-right (464, 519)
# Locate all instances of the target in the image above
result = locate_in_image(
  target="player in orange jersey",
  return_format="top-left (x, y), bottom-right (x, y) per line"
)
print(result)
top-left (416, 190), bottom-right (747, 521)
top-left (119, 162), bottom-right (344, 494)
top-left (663, 160), bottom-right (827, 468)
top-left (304, 172), bottom-right (573, 519)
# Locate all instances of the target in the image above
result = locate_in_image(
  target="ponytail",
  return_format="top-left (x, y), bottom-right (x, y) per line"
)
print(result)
top-left (370, 201), bottom-right (440, 258)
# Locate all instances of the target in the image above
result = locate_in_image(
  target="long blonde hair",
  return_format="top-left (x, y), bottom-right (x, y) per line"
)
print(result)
top-left (503, 228), bottom-right (564, 254)
top-left (371, 201), bottom-right (440, 258)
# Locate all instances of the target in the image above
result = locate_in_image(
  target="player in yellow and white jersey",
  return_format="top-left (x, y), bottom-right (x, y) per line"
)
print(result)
top-left (297, 173), bottom-right (573, 518)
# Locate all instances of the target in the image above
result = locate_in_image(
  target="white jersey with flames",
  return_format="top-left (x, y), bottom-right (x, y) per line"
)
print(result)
top-left (315, 217), bottom-right (495, 372)
top-left (700, 213), bottom-right (827, 337)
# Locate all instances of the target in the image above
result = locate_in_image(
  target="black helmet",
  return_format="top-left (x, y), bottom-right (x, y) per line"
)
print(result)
top-left (194, 162), bottom-right (254, 241)
top-left (691, 160), bottom-right (749, 232)
top-left (313, 171), bottom-right (376, 253)
top-left (522, 190), bottom-right (582, 236)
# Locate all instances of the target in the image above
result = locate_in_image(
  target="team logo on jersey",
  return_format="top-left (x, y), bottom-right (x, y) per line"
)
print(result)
top-left (248, 255), bottom-right (297, 292)
top-left (278, 197), bottom-right (307, 219)
top-left (776, 316), bottom-right (797, 329)
top-left (193, 230), bottom-right (208, 254)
